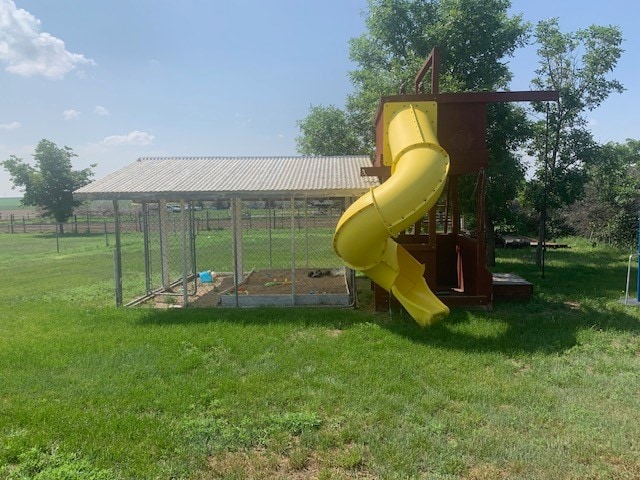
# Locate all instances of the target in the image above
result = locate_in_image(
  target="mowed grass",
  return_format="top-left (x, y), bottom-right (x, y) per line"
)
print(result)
top-left (0, 234), bottom-right (639, 479)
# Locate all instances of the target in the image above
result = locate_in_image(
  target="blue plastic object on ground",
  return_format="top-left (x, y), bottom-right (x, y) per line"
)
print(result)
top-left (199, 271), bottom-right (213, 283)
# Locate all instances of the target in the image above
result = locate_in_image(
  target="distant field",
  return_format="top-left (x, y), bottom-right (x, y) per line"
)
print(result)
top-left (0, 198), bottom-right (37, 221)
top-left (0, 197), bottom-right (36, 221)
top-left (0, 198), bottom-right (118, 219)
top-left (0, 197), bottom-right (28, 211)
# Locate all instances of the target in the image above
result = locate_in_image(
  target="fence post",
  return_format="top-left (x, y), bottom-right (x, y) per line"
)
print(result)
top-left (304, 198), bottom-right (310, 268)
top-left (180, 200), bottom-right (189, 307)
top-left (10, 214), bottom-right (14, 234)
top-left (268, 202), bottom-right (273, 268)
top-left (142, 202), bottom-right (151, 295)
top-left (159, 200), bottom-right (171, 290)
top-left (23, 216), bottom-right (26, 233)
top-left (113, 201), bottom-right (123, 307)
top-left (290, 195), bottom-right (296, 305)
top-left (231, 198), bottom-right (244, 285)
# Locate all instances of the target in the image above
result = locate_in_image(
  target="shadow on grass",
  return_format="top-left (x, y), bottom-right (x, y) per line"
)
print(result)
top-left (135, 294), bottom-right (640, 357)
top-left (384, 244), bottom-right (640, 354)
top-left (136, 245), bottom-right (639, 356)
top-left (380, 299), bottom-right (640, 355)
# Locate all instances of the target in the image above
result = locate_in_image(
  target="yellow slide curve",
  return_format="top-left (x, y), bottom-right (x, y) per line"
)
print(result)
top-left (333, 102), bottom-right (450, 326)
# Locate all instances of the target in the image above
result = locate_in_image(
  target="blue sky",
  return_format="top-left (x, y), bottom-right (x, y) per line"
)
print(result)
top-left (1, 0), bottom-right (638, 197)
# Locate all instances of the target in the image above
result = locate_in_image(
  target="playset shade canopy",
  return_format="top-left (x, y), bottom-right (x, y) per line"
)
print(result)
top-left (74, 156), bottom-right (379, 201)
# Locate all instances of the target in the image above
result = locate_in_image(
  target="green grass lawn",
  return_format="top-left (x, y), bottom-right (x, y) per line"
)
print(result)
top-left (0, 234), bottom-right (638, 479)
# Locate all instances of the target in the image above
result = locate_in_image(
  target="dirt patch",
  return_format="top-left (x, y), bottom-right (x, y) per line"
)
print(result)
top-left (152, 268), bottom-right (348, 308)
top-left (189, 275), bottom-right (236, 308)
top-left (231, 268), bottom-right (347, 296)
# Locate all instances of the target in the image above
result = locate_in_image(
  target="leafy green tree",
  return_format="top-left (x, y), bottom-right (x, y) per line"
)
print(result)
top-left (526, 18), bottom-right (624, 265)
top-left (484, 103), bottom-right (532, 264)
top-left (346, 0), bottom-right (528, 146)
top-left (563, 139), bottom-right (639, 247)
top-left (297, 0), bottom-right (529, 151)
top-left (2, 139), bottom-right (95, 233)
top-left (295, 105), bottom-right (364, 155)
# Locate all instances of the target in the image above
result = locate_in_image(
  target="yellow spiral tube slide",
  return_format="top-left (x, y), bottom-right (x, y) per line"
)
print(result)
top-left (333, 102), bottom-right (450, 326)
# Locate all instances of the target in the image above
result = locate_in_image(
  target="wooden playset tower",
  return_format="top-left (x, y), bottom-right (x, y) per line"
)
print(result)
top-left (362, 48), bottom-right (558, 312)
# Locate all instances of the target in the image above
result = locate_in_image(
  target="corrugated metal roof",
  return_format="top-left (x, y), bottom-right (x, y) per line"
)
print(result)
top-left (74, 156), bottom-right (379, 200)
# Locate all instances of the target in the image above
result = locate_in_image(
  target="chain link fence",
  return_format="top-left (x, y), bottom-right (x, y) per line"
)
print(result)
top-left (114, 198), bottom-right (352, 307)
top-left (0, 198), bottom-right (354, 306)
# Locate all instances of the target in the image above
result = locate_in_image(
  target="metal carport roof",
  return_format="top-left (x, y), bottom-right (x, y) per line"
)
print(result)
top-left (74, 156), bottom-right (379, 201)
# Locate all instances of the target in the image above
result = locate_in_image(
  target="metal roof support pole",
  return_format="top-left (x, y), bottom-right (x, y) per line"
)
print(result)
top-left (231, 198), bottom-right (244, 298)
top-left (141, 202), bottom-right (151, 295)
top-left (290, 195), bottom-right (296, 305)
top-left (113, 200), bottom-right (123, 307)
top-left (158, 199), bottom-right (171, 290)
top-left (189, 205), bottom-right (197, 290)
top-left (268, 200), bottom-right (273, 269)
top-left (344, 196), bottom-right (356, 306)
top-left (180, 200), bottom-right (188, 307)
top-left (304, 196), bottom-right (309, 269)
top-left (233, 198), bottom-right (244, 284)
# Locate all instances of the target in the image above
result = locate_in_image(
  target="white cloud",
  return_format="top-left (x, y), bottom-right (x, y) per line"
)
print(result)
top-left (0, 120), bottom-right (20, 130)
top-left (94, 105), bottom-right (110, 117)
top-left (63, 109), bottom-right (80, 120)
top-left (0, 0), bottom-right (95, 79)
top-left (100, 130), bottom-right (155, 146)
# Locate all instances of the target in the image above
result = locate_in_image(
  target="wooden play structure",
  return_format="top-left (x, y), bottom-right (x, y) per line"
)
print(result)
top-left (359, 48), bottom-right (558, 314)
